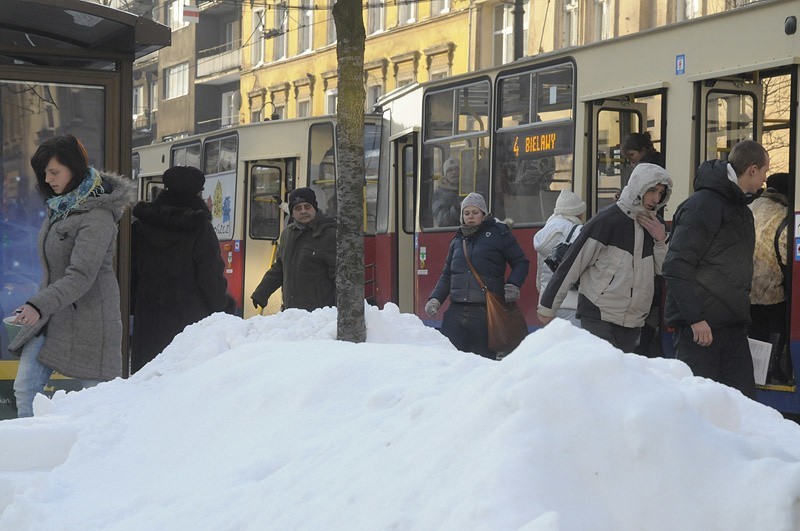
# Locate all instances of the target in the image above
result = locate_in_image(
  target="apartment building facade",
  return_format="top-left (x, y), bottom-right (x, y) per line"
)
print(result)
top-left (125, 0), bottom-right (738, 146)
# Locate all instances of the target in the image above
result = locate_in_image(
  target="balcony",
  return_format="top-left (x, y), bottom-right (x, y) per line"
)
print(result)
top-left (196, 115), bottom-right (240, 134)
top-left (197, 40), bottom-right (241, 84)
top-left (133, 109), bottom-right (156, 131)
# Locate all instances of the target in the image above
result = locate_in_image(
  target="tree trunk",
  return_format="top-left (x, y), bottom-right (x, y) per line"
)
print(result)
top-left (332, 0), bottom-right (367, 342)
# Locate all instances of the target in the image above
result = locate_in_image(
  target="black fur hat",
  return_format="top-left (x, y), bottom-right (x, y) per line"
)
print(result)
top-left (163, 166), bottom-right (205, 194)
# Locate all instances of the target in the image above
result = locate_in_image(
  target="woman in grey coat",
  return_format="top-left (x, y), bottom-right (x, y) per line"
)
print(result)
top-left (9, 135), bottom-right (134, 417)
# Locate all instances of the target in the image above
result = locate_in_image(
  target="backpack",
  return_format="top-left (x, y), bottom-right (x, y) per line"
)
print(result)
top-left (544, 224), bottom-right (579, 273)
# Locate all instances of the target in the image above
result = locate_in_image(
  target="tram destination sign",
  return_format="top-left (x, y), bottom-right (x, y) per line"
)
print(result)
top-left (499, 122), bottom-right (573, 160)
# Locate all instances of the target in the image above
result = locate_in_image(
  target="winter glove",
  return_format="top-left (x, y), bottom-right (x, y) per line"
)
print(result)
top-left (425, 298), bottom-right (441, 317)
top-left (252, 295), bottom-right (266, 309)
top-left (504, 284), bottom-right (521, 303)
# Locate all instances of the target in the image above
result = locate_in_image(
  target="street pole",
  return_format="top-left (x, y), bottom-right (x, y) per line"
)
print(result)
top-left (513, 0), bottom-right (525, 60)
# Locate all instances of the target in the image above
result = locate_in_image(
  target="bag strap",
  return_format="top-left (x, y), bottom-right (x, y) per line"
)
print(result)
top-left (566, 224), bottom-right (579, 244)
top-left (774, 216), bottom-right (789, 268)
top-left (462, 239), bottom-right (488, 292)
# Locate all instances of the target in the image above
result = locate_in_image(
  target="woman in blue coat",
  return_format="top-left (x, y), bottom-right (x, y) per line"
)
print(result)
top-left (425, 193), bottom-right (529, 359)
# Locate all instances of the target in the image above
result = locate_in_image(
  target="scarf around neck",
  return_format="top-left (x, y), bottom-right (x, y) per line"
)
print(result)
top-left (47, 167), bottom-right (104, 222)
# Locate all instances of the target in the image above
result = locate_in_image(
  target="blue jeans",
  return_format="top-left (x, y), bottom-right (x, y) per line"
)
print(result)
top-left (13, 335), bottom-right (100, 418)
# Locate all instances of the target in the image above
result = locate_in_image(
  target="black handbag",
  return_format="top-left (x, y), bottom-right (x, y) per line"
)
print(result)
top-left (544, 224), bottom-right (579, 273)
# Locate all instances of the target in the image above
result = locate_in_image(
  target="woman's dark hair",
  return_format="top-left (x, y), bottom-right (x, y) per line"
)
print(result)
top-left (728, 139), bottom-right (769, 176)
top-left (30, 134), bottom-right (90, 198)
top-left (621, 132), bottom-right (655, 153)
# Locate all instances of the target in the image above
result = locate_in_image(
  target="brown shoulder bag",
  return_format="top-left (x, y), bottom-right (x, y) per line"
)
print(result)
top-left (462, 240), bottom-right (528, 354)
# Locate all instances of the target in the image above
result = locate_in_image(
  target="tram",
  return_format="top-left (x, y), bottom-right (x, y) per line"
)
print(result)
top-left (134, 0), bottom-right (799, 413)
top-left (133, 115), bottom-right (383, 317)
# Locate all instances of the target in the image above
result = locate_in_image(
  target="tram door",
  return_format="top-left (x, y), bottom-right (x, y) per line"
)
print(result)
top-left (244, 159), bottom-right (296, 318)
top-left (392, 132), bottom-right (418, 313)
top-left (589, 99), bottom-right (648, 215)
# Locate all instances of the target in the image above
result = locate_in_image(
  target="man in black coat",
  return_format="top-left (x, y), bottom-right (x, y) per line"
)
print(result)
top-left (131, 166), bottom-right (234, 373)
top-left (251, 187), bottom-right (337, 312)
top-left (663, 140), bottom-right (770, 399)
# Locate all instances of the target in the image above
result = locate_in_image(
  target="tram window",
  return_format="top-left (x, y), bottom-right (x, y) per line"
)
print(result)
top-left (402, 145), bottom-right (415, 234)
top-left (420, 137), bottom-right (489, 229)
top-left (596, 110), bottom-right (643, 212)
top-left (365, 123), bottom-right (381, 235)
top-left (705, 91), bottom-right (755, 161)
top-left (492, 63), bottom-right (575, 225)
top-left (309, 122), bottom-right (337, 216)
top-left (249, 165), bottom-right (282, 240)
top-left (171, 142), bottom-right (201, 168)
top-left (498, 64), bottom-right (574, 129)
top-left (204, 135), bottom-right (238, 175)
top-left (132, 153), bottom-right (140, 179)
top-left (424, 80), bottom-right (490, 140)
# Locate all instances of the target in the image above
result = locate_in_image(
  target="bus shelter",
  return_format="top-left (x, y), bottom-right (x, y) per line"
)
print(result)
top-left (0, 0), bottom-right (170, 417)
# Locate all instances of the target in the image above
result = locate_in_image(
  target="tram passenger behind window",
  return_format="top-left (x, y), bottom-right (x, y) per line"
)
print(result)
top-left (748, 172), bottom-right (792, 384)
top-left (432, 158), bottom-right (462, 227)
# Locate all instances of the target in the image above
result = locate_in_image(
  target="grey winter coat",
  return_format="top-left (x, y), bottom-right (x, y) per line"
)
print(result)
top-left (9, 172), bottom-right (135, 381)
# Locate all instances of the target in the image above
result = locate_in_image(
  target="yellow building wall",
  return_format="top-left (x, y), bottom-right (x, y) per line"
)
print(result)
top-left (240, 1), bottom-right (472, 123)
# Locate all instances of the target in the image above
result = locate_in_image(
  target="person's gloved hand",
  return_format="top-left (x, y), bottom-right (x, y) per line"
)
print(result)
top-left (252, 295), bottom-right (266, 309)
top-left (425, 298), bottom-right (441, 317)
top-left (504, 284), bottom-right (520, 303)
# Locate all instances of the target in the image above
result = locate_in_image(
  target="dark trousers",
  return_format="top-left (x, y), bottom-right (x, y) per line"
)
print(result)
top-left (440, 302), bottom-right (494, 360)
top-left (580, 316), bottom-right (640, 353)
top-left (674, 324), bottom-right (756, 399)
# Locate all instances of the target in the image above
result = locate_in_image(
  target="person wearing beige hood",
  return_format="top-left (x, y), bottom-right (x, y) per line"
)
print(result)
top-left (538, 163), bottom-right (672, 352)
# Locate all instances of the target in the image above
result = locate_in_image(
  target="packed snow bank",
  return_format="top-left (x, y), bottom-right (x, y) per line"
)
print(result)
top-left (1, 306), bottom-right (799, 531)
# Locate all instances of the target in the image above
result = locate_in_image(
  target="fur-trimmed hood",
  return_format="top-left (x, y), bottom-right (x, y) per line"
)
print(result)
top-left (133, 192), bottom-right (213, 248)
top-left (69, 172), bottom-right (136, 223)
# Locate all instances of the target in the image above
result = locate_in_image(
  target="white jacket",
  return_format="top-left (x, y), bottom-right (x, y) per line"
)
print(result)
top-left (533, 214), bottom-right (582, 310)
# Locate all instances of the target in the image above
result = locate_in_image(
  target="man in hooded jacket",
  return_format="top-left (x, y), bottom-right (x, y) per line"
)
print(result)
top-left (537, 163), bottom-right (673, 352)
top-left (663, 140), bottom-right (769, 399)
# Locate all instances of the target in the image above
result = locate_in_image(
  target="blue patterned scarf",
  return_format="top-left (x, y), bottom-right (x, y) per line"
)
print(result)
top-left (47, 167), bottom-right (104, 222)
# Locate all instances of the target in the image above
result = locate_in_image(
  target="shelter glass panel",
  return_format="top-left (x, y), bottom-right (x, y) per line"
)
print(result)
top-left (0, 79), bottom-right (105, 359)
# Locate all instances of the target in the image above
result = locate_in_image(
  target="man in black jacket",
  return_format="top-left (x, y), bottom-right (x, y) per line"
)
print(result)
top-left (251, 188), bottom-right (337, 312)
top-left (663, 140), bottom-right (769, 399)
top-left (131, 166), bottom-right (235, 373)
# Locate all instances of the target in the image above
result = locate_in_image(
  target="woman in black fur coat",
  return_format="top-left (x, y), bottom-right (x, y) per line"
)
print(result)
top-left (131, 166), bottom-right (234, 373)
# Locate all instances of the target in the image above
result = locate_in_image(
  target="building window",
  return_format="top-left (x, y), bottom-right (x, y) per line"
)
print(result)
top-left (273, 4), bottom-right (287, 60)
top-left (297, 99), bottom-right (310, 118)
top-left (165, 63), bottom-right (189, 99)
top-left (274, 104), bottom-right (285, 119)
top-left (166, 0), bottom-right (188, 31)
top-left (298, 0), bottom-right (313, 53)
top-left (563, 0), bottom-right (579, 47)
top-left (327, 0), bottom-right (337, 44)
top-left (326, 89), bottom-right (338, 114)
top-left (132, 85), bottom-right (144, 117)
top-left (222, 91), bottom-right (237, 126)
top-left (431, 0), bottom-right (449, 16)
top-left (252, 9), bottom-right (265, 65)
top-left (493, 1), bottom-right (529, 66)
top-left (149, 80), bottom-right (158, 111)
top-left (366, 85), bottom-right (383, 112)
top-left (399, 0), bottom-right (416, 26)
top-left (367, 2), bottom-right (384, 34)
top-left (594, 0), bottom-right (609, 40)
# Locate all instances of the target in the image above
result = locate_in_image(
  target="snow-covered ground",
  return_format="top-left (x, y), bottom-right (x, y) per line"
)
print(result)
top-left (1, 304), bottom-right (799, 531)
